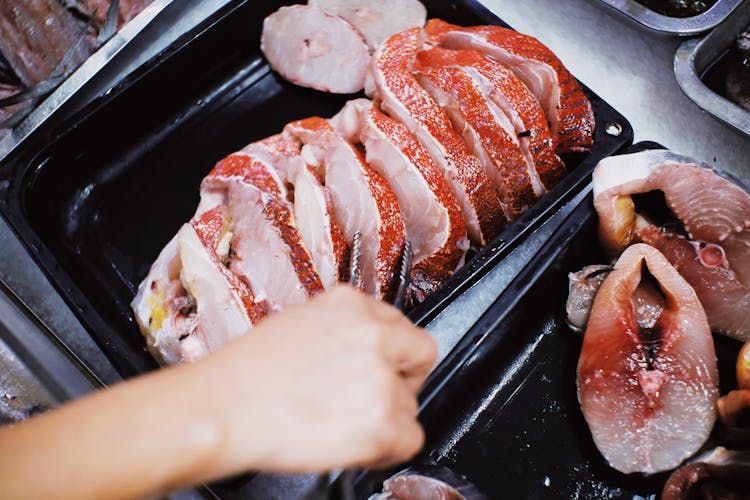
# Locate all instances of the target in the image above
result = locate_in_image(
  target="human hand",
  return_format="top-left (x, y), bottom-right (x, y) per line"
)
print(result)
top-left (193, 285), bottom-right (438, 476)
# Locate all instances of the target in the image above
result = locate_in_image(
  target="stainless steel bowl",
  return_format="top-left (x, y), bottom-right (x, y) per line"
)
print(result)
top-left (597, 0), bottom-right (745, 35)
top-left (675, 1), bottom-right (750, 136)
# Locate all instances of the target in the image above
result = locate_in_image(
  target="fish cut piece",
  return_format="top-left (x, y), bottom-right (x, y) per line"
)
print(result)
top-left (426, 19), bottom-right (595, 154)
top-left (261, 4), bottom-right (370, 94)
top-left (131, 236), bottom-right (190, 365)
top-left (593, 149), bottom-right (750, 340)
top-left (414, 64), bottom-right (537, 220)
top-left (577, 244), bottom-right (719, 474)
top-left (333, 99), bottom-right (468, 301)
top-left (308, 0), bottom-right (426, 49)
top-left (131, 208), bottom-right (266, 364)
top-left (415, 46), bottom-right (564, 193)
top-left (176, 207), bottom-right (264, 363)
top-left (243, 134), bottom-right (348, 288)
top-left (366, 28), bottom-right (505, 245)
top-left (285, 117), bottom-right (406, 299)
top-left (201, 152), bottom-right (324, 312)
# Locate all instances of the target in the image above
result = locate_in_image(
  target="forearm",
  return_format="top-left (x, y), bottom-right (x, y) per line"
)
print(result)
top-left (0, 361), bottom-right (259, 500)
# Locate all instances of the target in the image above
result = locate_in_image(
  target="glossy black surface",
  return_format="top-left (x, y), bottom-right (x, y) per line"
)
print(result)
top-left (356, 143), bottom-right (744, 499)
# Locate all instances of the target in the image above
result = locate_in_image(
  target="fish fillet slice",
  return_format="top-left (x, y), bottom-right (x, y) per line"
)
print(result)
top-left (426, 19), bottom-right (595, 155)
top-left (308, 0), bottom-right (426, 49)
top-left (332, 99), bottom-right (469, 301)
top-left (261, 4), bottom-right (370, 94)
top-left (130, 208), bottom-right (265, 364)
top-left (202, 152), bottom-right (324, 312)
top-left (244, 134), bottom-right (348, 288)
top-left (416, 46), bottom-right (565, 193)
top-left (577, 244), bottom-right (719, 474)
top-left (285, 117), bottom-right (406, 299)
top-left (366, 27), bottom-right (505, 245)
top-left (176, 208), bottom-right (262, 363)
top-left (415, 64), bottom-right (537, 220)
top-left (593, 149), bottom-right (750, 339)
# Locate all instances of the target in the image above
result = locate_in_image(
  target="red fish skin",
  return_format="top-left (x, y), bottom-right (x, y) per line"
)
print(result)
top-left (414, 64), bottom-right (537, 219)
top-left (203, 153), bottom-right (325, 302)
top-left (577, 244), bottom-right (718, 474)
top-left (365, 104), bottom-right (467, 301)
top-left (369, 27), bottom-right (506, 245)
top-left (416, 46), bottom-right (565, 193)
top-left (425, 18), bottom-right (595, 155)
top-left (284, 117), bottom-right (406, 300)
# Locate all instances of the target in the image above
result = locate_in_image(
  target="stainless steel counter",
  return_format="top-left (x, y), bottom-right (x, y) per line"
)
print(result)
top-left (0, 0), bottom-right (748, 424)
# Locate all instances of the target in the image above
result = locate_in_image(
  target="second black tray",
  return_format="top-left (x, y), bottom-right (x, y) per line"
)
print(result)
top-left (354, 142), bottom-right (745, 499)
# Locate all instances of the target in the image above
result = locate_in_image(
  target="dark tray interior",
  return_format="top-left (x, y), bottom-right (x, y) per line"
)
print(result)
top-left (0, 0), bottom-right (631, 379)
top-left (355, 142), bottom-right (744, 499)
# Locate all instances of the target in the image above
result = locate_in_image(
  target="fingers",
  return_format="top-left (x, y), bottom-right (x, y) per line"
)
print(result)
top-left (327, 285), bottom-right (439, 393)
top-left (379, 319), bottom-right (438, 393)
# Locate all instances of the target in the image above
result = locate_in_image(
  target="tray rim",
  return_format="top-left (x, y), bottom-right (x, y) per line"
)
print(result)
top-left (0, 0), bottom-right (632, 379)
top-left (596, 0), bottom-right (745, 35)
top-left (674, 1), bottom-right (750, 137)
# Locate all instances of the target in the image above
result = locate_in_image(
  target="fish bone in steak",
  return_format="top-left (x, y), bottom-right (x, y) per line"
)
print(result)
top-left (416, 47), bottom-right (565, 193)
top-left (366, 27), bottom-right (505, 246)
top-left (332, 99), bottom-right (469, 302)
top-left (261, 4), bottom-right (370, 94)
top-left (285, 117), bottom-right (406, 300)
top-left (426, 19), bottom-right (595, 155)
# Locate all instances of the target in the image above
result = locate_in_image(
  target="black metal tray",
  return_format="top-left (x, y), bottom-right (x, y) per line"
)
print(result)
top-left (354, 142), bottom-right (744, 499)
top-left (0, 0), bottom-right (631, 380)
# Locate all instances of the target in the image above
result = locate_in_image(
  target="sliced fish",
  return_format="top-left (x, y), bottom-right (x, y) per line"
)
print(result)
top-left (201, 152), bottom-right (324, 312)
top-left (0, 0), bottom-right (92, 86)
top-left (308, 0), bottom-right (426, 50)
top-left (332, 98), bottom-right (469, 302)
top-left (366, 27), bottom-right (505, 245)
top-left (131, 208), bottom-right (265, 364)
top-left (426, 19), bottom-right (595, 155)
top-left (415, 46), bottom-right (564, 193)
top-left (577, 244), bottom-right (719, 474)
top-left (414, 64), bottom-right (537, 220)
top-left (566, 264), bottom-right (612, 332)
top-left (244, 134), bottom-right (348, 288)
top-left (261, 4), bottom-right (370, 94)
top-left (285, 117), bottom-right (406, 300)
top-left (176, 207), bottom-right (262, 362)
top-left (593, 149), bottom-right (750, 340)
top-left (662, 448), bottom-right (750, 500)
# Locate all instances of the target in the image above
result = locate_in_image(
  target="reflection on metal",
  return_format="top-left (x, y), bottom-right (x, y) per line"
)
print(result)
top-left (597, 0), bottom-right (743, 35)
top-left (675, 1), bottom-right (750, 136)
